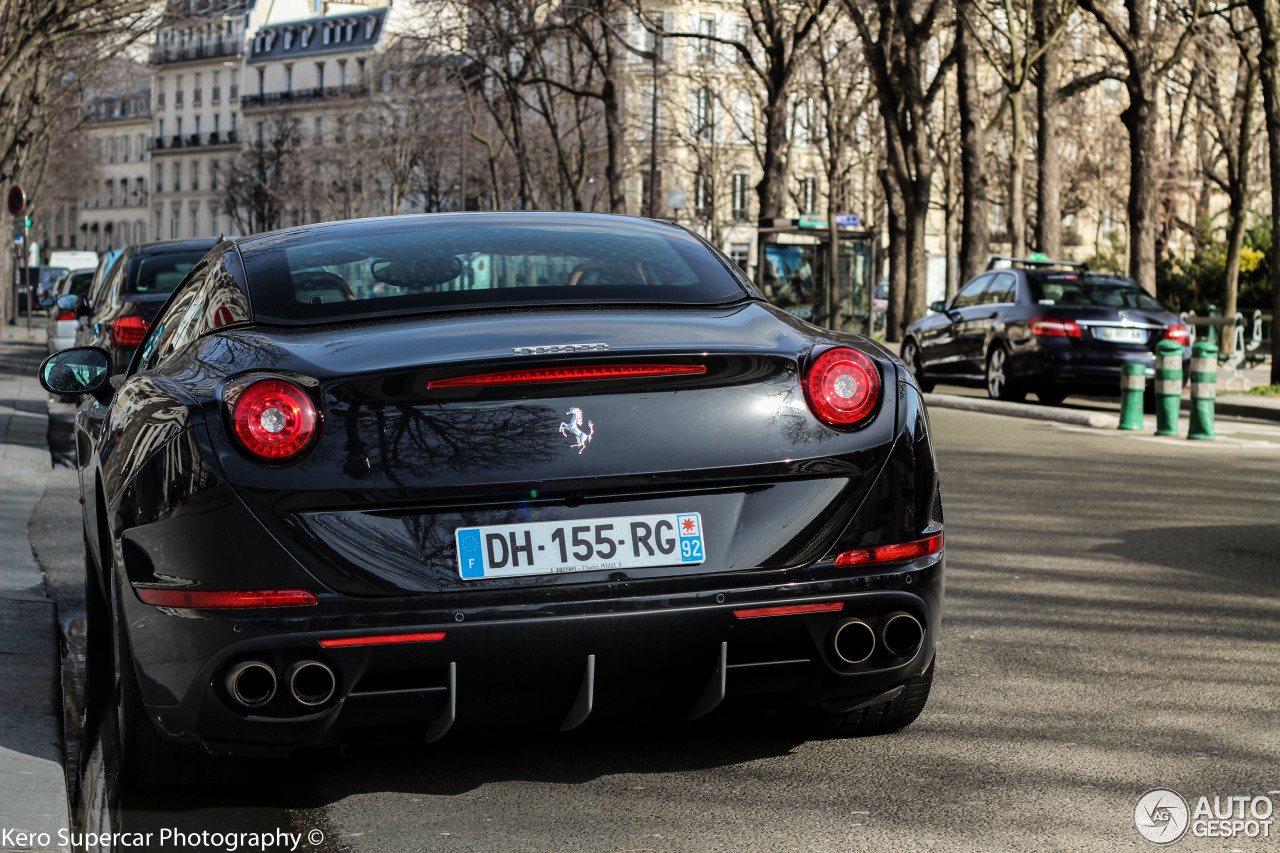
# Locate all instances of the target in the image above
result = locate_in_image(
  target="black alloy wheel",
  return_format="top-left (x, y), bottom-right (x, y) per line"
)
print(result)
top-left (900, 339), bottom-right (934, 393)
top-left (985, 346), bottom-right (1025, 402)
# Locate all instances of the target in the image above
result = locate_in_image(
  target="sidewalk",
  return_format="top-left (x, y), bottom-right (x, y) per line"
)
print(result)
top-left (0, 324), bottom-right (70, 853)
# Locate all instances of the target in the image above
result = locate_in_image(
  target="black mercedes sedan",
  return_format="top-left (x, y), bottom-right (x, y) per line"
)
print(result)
top-left (40, 213), bottom-right (942, 788)
top-left (901, 258), bottom-right (1190, 403)
top-left (73, 237), bottom-right (221, 374)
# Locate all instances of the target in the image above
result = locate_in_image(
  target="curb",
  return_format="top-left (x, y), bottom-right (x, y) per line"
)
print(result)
top-left (0, 326), bottom-right (71, 853)
top-left (923, 393), bottom-right (1120, 429)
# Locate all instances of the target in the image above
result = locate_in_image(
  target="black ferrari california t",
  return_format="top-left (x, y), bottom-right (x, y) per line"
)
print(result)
top-left (40, 213), bottom-right (943, 788)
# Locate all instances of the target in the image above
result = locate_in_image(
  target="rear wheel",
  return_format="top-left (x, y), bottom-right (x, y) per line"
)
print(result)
top-left (985, 347), bottom-right (1024, 402)
top-left (792, 659), bottom-right (935, 738)
top-left (900, 339), bottom-right (934, 393)
top-left (110, 578), bottom-right (242, 789)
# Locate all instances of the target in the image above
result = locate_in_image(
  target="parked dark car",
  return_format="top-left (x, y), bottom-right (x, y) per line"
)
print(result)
top-left (39, 213), bottom-right (943, 788)
top-left (901, 258), bottom-right (1191, 403)
top-left (73, 238), bottom-right (219, 373)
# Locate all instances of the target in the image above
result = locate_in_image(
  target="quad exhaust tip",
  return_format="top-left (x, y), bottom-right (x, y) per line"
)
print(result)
top-left (224, 661), bottom-right (277, 708)
top-left (881, 612), bottom-right (924, 657)
top-left (288, 660), bottom-right (336, 707)
top-left (830, 618), bottom-right (876, 665)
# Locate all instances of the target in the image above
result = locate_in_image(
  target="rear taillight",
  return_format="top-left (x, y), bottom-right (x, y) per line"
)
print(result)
top-left (136, 588), bottom-right (317, 608)
top-left (108, 315), bottom-right (148, 347)
top-left (834, 533), bottom-right (944, 567)
top-left (803, 347), bottom-right (881, 427)
top-left (1030, 317), bottom-right (1083, 338)
top-left (55, 310), bottom-right (76, 321)
top-left (1162, 324), bottom-right (1190, 345)
top-left (230, 378), bottom-right (319, 461)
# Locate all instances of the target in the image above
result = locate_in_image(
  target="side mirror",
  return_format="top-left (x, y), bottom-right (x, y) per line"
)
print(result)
top-left (929, 300), bottom-right (945, 314)
top-left (39, 296), bottom-right (55, 309)
top-left (38, 347), bottom-right (114, 404)
top-left (55, 294), bottom-right (78, 313)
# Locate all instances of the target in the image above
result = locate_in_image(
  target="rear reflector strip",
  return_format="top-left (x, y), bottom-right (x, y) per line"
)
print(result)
top-left (428, 364), bottom-right (706, 388)
top-left (834, 533), bottom-right (944, 568)
top-left (319, 632), bottom-right (448, 648)
top-left (136, 588), bottom-right (318, 608)
top-left (733, 602), bottom-right (845, 619)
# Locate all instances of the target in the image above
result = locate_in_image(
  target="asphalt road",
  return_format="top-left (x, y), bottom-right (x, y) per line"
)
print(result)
top-left (34, 406), bottom-right (1280, 853)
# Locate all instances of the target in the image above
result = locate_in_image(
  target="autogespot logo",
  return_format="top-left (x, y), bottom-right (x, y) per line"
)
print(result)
top-left (1135, 789), bottom-right (1190, 845)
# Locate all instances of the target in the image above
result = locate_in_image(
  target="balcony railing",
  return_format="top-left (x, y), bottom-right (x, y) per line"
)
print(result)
top-left (239, 84), bottom-right (369, 109)
top-left (149, 39), bottom-right (242, 65)
top-left (153, 131), bottom-right (240, 149)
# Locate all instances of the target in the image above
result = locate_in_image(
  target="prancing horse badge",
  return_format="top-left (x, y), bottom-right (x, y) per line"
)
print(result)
top-left (559, 407), bottom-right (595, 454)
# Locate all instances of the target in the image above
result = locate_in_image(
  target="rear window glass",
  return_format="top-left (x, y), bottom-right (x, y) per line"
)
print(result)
top-left (1030, 278), bottom-right (1164, 310)
top-left (66, 272), bottom-right (95, 297)
top-left (126, 250), bottom-right (208, 295)
top-left (239, 217), bottom-right (749, 324)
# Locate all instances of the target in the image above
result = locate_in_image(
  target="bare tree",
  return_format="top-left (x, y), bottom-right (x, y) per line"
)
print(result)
top-left (222, 116), bottom-right (305, 234)
top-left (1251, 0), bottom-right (1280, 380)
top-left (844, 0), bottom-right (956, 338)
top-left (1077, 0), bottom-right (1203, 294)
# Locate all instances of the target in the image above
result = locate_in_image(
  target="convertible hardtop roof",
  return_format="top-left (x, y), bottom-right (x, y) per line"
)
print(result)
top-left (230, 211), bottom-right (689, 260)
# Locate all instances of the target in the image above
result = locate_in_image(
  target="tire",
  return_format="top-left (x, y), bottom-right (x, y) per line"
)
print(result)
top-left (900, 339), bottom-right (934, 393)
top-left (1036, 388), bottom-right (1068, 405)
top-left (793, 659), bottom-right (935, 739)
top-left (109, 577), bottom-right (242, 789)
top-left (985, 346), bottom-right (1025, 402)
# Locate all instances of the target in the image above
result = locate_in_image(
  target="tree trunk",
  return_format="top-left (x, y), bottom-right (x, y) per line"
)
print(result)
top-left (957, 7), bottom-right (990, 285)
top-left (1221, 59), bottom-right (1257, 357)
top-left (1249, 0), bottom-right (1280, 382)
top-left (602, 76), bottom-right (626, 213)
top-left (1121, 76), bottom-right (1159, 294)
top-left (904, 180), bottom-right (931, 331)
top-left (943, 153), bottom-right (958, 300)
top-left (880, 166), bottom-right (907, 342)
top-left (1034, 0), bottom-right (1062, 258)
top-left (757, 85), bottom-right (789, 219)
top-left (1008, 89), bottom-right (1027, 259)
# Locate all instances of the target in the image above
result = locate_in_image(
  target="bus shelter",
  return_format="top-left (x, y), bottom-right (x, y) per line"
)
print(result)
top-left (755, 217), bottom-right (877, 337)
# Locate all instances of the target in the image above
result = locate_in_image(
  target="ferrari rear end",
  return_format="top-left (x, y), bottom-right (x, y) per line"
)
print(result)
top-left (89, 214), bottom-right (942, 781)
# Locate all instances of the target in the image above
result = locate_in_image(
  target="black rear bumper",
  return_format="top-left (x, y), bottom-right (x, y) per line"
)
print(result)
top-left (130, 559), bottom-right (942, 755)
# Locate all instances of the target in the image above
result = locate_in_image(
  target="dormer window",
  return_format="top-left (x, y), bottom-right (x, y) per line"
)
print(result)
top-left (322, 23), bottom-right (332, 45)
top-left (301, 24), bottom-right (313, 47)
top-left (283, 28), bottom-right (294, 50)
top-left (363, 16), bottom-right (376, 39)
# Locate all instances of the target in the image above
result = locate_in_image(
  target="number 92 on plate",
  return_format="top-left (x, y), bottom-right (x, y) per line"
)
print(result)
top-left (455, 512), bottom-right (706, 580)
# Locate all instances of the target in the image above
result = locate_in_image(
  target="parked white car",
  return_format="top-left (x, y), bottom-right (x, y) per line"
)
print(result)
top-left (45, 269), bottom-right (96, 355)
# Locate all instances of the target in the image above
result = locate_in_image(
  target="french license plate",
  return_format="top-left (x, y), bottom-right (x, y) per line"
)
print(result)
top-left (1096, 326), bottom-right (1147, 343)
top-left (455, 513), bottom-right (705, 580)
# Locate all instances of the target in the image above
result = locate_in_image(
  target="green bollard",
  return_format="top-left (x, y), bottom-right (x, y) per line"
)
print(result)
top-left (1119, 363), bottom-right (1146, 430)
top-left (1154, 339), bottom-right (1183, 436)
top-left (1187, 340), bottom-right (1217, 440)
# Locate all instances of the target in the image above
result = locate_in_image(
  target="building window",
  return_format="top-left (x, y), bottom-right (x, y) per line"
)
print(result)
top-left (690, 87), bottom-right (711, 140)
top-left (257, 67), bottom-right (265, 95)
top-left (158, 118), bottom-right (164, 139)
top-left (194, 72), bottom-right (202, 104)
top-left (171, 209), bottom-right (179, 239)
top-left (191, 160), bottom-right (199, 191)
top-left (195, 115), bottom-right (201, 138)
top-left (120, 178), bottom-right (129, 206)
top-left (172, 161), bottom-right (180, 191)
top-left (106, 180), bottom-right (114, 207)
top-left (155, 211), bottom-right (162, 241)
top-left (729, 243), bottom-right (750, 272)
top-left (357, 57), bottom-right (366, 77)
top-left (338, 60), bottom-right (347, 86)
top-left (314, 117), bottom-right (323, 144)
top-left (176, 116), bottom-right (183, 139)
top-left (284, 65), bottom-right (293, 94)
top-left (316, 62), bottom-right (325, 90)
top-left (698, 16), bottom-right (714, 59)
top-left (694, 172), bottom-right (710, 218)
top-left (175, 74), bottom-right (184, 104)
top-left (800, 176), bottom-right (816, 213)
top-left (155, 163), bottom-right (163, 193)
top-left (731, 173), bottom-right (749, 221)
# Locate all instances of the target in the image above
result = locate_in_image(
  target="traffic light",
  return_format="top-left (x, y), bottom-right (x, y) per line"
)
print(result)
top-left (24, 217), bottom-right (31, 228)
